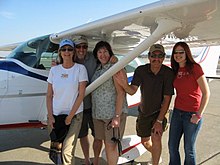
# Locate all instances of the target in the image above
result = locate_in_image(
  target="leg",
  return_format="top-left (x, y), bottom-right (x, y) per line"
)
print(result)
top-left (92, 119), bottom-right (105, 165)
top-left (78, 109), bottom-right (93, 165)
top-left (80, 136), bottom-right (91, 165)
top-left (168, 109), bottom-right (183, 165)
top-left (93, 138), bottom-right (103, 165)
top-left (136, 113), bottom-right (154, 163)
top-left (141, 137), bottom-right (152, 152)
top-left (104, 141), bottom-right (118, 165)
top-left (183, 112), bottom-right (202, 165)
top-left (151, 131), bottom-right (162, 165)
top-left (62, 113), bottom-right (83, 165)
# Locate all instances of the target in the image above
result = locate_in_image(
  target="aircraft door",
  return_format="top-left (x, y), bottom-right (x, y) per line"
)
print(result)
top-left (0, 62), bottom-right (8, 97)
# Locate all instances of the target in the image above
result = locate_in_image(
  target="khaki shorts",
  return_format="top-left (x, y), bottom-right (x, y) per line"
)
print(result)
top-left (136, 111), bottom-right (167, 137)
top-left (93, 113), bottom-right (127, 143)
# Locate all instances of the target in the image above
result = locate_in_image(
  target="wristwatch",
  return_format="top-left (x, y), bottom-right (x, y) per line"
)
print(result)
top-left (156, 119), bottom-right (163, 124)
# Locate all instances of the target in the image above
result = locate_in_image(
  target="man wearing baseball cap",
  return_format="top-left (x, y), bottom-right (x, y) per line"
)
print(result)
top-left (115, 44), bottom-right (174, 164)
top-left (73, 35), bottom-right (98, 165)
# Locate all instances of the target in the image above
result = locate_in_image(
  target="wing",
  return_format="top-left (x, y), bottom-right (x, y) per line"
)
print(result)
top-left (0, 42), bottom-right (21, 51)
top-left (50, 0), bottom-right (220, 51)
top-left (2, 0), bottom-right (219, 95)
top-left (49, 0), bottom-right (220, 95)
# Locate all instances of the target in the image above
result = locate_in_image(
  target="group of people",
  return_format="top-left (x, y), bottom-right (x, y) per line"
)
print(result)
top-left (46, 35), bottom-right (210, 165)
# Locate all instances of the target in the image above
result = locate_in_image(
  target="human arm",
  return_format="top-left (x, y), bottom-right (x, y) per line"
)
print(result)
top-left (65, 81), bottom-right (87, 125)
top-left (114, 69), bottom-right (138, 95)
top-left (152, 95), bottom-right (172, 136)
top-left (191, 75), bottom-right (210, 124)
top-left (46, 83), bottom-right (55, 129)
top-left (111, 70), bottom-right (126, 128)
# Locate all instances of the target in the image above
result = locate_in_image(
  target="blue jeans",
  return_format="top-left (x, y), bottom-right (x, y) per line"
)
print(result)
top-left (168, 108), bottom-right (202, 165)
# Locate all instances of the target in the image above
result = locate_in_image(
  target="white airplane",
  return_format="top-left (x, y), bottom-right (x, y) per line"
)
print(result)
top-left (0, 0), bottom-right (220, 130)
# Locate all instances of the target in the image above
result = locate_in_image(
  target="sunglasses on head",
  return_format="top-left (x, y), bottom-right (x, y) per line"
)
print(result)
top-left (60, 48), bottom-right (74, 52)
top-left (150, 53), bottom-right (164, 58)
top-left (174, 50), bottom-right (185, 54)
top-left (75, 45), bottom-right (88, 49)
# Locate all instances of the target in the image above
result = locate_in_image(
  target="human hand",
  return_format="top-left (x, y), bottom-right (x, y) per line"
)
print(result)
top-left (190, 114), bottom-right (200, 124)
top-left (111, 117), bottom-right (120, 128)
top-left (114, 69), bottom-right (128, 86)
top-left (48, 115), bottom-right (55, 129)
top-left (51, 60), bottom-right (58, 66)
top-left (110, 55), bottom-right (118, 64)
top-left (65, 115), bottom-right (72, 125)
top-left (152, 122), bottom-right (163, 136)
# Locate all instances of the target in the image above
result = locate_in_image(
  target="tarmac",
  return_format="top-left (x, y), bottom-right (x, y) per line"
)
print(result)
top-left (0, 79), bottom-right (220, 165)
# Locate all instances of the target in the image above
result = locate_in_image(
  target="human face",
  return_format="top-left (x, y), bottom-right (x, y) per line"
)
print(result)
top-left (173, 45), bottom-right (186, 66)
top-left (75, 44), bottom-right (88, 59)
top-left (97, 47), bottom-right (110, 65)
top-left (60, 46), bottom-right (74, 61)
top-left (149, 50), bottom-right (165, 68)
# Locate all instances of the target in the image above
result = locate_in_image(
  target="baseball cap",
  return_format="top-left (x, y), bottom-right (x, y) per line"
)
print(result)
top-left (149, 44), bottom-right (165, 54)
top-left (73, 35), bottom-right (88, 45)
top-left (59, 39), bottom-right (75, 48)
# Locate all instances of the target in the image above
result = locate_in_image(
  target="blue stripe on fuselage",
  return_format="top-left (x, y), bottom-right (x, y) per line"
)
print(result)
top-left (0, 61), bottom-right (133, 83)
top-left (0, 61), bottom-right (48, 81)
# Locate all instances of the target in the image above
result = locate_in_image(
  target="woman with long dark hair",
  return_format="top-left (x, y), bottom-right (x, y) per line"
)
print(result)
top-left (168, 42), bottom-right (210, 165)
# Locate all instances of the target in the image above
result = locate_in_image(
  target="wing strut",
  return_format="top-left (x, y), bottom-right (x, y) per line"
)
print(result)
top-left (86, 18), bottom-right (181, 96)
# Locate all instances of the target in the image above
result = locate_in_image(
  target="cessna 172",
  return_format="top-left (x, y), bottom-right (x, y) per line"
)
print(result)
top-left (0, 0), bottom-right (220, 129)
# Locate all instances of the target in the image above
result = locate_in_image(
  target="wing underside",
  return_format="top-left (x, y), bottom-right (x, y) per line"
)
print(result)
top-left (1, 0), bottom-right (219, 94)
top-left (50, 0), bottom-right (220, 53)
top-left (49, 0), bottom-right (220, 95)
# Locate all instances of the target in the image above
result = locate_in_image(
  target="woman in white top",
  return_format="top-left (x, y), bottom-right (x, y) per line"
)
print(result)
top-left (46, 39), bottom-right (88, 165)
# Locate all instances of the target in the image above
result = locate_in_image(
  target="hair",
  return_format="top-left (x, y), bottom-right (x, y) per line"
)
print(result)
top-left (171, 42), bottom-right (197, 76)
top-left (93, 41), bottom-right (114, 64)
top-left (58, 47), bottom-right (75, 64)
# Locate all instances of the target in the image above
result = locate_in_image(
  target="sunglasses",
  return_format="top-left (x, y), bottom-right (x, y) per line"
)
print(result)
top-left (150, 53), bottom-right (164, 58)
top-left (174, 50), bottom-right (185, 54)
top-left (60, 48), bottom-right (74, 52)
top-left (75, 45), bottom-right (88, 49)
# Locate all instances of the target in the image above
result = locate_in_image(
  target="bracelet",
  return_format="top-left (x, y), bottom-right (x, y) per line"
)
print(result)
top-left (156, 119), bottom-right (163, 124)
top-left (115, 114), bottom-right (120, 118)
top-left (195, 113), bottom-right (202, 119)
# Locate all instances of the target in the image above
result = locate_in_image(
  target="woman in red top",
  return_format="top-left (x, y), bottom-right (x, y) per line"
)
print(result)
top-left (168, 42), bottom-right (210, 165)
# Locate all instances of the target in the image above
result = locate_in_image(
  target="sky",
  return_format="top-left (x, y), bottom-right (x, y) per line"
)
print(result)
top-left (0, 0), bottom-right (158, 46)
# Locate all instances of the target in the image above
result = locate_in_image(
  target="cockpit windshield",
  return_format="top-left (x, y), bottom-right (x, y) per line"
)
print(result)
top-left (7, 35), bottom-right (59, 70)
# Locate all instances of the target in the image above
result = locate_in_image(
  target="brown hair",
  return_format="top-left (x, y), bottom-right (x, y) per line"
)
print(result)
top-left (171, 42), bottom-right (197, 76)
top-left (93, 41), bottom-right (114, 64)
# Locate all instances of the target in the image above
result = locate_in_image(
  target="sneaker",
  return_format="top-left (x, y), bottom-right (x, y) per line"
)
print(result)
top-left (146, 157), bottom-right (162, 165)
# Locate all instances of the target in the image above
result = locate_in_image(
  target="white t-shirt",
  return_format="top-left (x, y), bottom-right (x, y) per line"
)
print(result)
top-left (47, 63), bottom-right (88, 115)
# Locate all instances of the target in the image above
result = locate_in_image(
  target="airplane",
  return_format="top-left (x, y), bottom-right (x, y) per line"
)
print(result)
top-left (0, 0), bottom-right (220, 130)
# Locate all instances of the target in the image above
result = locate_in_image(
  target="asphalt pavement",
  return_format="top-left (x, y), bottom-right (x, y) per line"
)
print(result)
top-left (0, 79), bottom-right (220, 165)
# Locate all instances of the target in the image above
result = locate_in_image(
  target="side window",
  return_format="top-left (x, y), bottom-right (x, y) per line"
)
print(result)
top-left (125, 60), bottom-right (137, 73)
top-left (40, 51), bottom-right (58, 70)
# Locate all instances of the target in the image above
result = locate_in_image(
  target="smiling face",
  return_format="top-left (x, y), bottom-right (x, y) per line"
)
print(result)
top-left (148, 50), bottom-right (165, 69)
top-left (173, 45), bottom-right (186, 67)
top-left (97, 47), bottom-right (110, 65)
top-left (75, 43), bottom-right (88, 60)
top-left (59, 45), bottom-right (74, 63)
